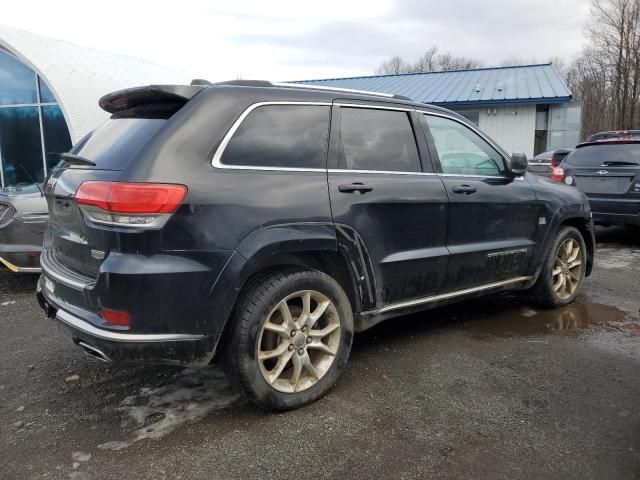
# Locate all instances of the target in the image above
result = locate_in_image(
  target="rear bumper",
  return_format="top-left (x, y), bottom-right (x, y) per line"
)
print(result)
top-left (0, 253), bottom-right (41, 273)
top-left (0, 219), bottom-right (44, 272)
top-left (36, 278), bottom-right (220, 366)
top-left (588, 196), bottom-right (640, 226)
top-left (592, 211), bottom-right (640, 226)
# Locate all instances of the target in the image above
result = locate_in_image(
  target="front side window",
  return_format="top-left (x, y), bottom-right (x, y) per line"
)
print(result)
top-left (423, 114), bottom-right (506, 177)
top-left (338, 107), bottom-right (421, 172)
top-left (221, 104), bottom-right (330, 169)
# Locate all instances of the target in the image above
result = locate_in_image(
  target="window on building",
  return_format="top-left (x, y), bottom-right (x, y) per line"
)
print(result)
top-left (0, 48), bottom-right (72, 187)
top-left (423, 114), bottom-right (506, 177)
top-left (338, 107), bottom-right (421, 172)
top-left (221, 104), bottom-right (330, 169)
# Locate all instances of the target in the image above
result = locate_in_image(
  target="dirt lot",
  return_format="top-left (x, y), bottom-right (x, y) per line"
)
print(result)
top-left (1, 226), bottom-right (639, 480)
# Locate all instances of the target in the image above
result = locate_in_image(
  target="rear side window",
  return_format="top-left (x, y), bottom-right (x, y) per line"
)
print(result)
top-left (221, 105), bottom-right (330, 169)
top-left (565, 144), bottom-right (640, 167)
top-left (338, 107), bottom-right (421, 172)
top-left (73, 118), bottom-right (166, 170)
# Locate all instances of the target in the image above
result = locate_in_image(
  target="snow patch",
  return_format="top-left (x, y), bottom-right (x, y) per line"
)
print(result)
top-left (98, 366), bottom-right (239, 450)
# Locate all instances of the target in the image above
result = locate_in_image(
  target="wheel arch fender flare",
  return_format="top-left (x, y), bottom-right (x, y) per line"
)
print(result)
top-left (206, 223), bottom-right (376, 336)
top-left (533, 204), bottom-right (595, 277)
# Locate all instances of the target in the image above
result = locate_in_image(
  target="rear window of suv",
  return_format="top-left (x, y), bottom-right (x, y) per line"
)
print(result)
top-left (565, 143), bottom-right (640, 167)
top-left (72, 118), bottom-right (166, 170)
top-left (221, 104), bottom-right (330, 169)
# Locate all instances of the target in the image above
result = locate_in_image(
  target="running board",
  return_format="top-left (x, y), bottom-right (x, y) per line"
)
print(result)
top-left (368, 276), bottom-right (534, 315)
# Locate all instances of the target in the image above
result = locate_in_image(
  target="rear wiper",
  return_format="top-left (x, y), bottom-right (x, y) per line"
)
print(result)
top-left (602, 160), bottom-right (639, 166)
top-left (61, 153), bottom-right (96, 166)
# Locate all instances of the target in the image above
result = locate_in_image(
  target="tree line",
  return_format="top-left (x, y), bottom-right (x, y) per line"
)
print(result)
top-left (375, 0), bottom-right (640, 140)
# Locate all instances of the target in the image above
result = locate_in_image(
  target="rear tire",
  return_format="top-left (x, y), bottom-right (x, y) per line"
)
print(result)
top-left (531, 226), bottom-right (587, 308)
top-left (222, 268), bottom-right (353, 411)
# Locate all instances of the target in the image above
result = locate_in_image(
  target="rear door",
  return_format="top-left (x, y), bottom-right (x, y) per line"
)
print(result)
top-left (421, 113), bottom-right (540, 291)
top-left (564, 143), bottom-right (640, 216)
top-left (327, 102), bottom-right (449, 307)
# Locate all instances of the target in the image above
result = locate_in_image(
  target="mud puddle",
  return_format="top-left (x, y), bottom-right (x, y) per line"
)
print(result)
top-left (460, 301), bottom-right (640, 338)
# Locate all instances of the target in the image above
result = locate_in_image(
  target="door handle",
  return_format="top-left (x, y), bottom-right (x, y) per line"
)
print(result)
top-left (451, 185), bottom-right (477, 195)
top-left (338, 183), bottom-right (373, 194)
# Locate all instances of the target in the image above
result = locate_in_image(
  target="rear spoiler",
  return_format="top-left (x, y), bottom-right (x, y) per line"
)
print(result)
top-left (99, 85), bottom-right (206, 114)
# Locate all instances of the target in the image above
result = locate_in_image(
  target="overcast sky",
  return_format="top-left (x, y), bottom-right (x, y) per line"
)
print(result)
top-left (3, 0), bottom-right (591, 81)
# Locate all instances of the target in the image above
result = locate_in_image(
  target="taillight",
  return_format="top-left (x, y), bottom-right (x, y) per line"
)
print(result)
top-left (550, 152), bottom-right (558, 168)
top-left (76, 181), bottom-right (187, 228)
top-left (551, 166), bottom-right (565, 182)
top-left (101, 307), bottom-right (131, 327)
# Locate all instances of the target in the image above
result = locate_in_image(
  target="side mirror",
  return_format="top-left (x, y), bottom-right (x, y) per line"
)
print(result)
top-left (508, 152), bottom-right (528, 176)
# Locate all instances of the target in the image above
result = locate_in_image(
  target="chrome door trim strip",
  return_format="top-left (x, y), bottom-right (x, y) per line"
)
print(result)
top-left (328, 168), bottom-right (437, 176)
top-left (211, 101), bottom-right (331, 172)
top-left (371, 276), bottom-right (533, 315)
top-left (57, 309), bottom-right (205, 343)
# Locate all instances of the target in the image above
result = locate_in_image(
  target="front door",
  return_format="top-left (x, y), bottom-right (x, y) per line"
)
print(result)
top-left (421, 113), bottom-right (540, 291)
top-left (327, 103), bottom-right (450, 307)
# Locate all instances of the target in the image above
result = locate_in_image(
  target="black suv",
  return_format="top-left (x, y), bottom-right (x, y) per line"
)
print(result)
top-left (37, 81), bottom-right (595, 410)
top-left (554, 139), bottom-right (640, 227)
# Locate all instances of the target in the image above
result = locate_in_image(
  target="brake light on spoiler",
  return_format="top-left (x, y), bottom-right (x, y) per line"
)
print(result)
top-left (75, 181), bottom-right (187, 228)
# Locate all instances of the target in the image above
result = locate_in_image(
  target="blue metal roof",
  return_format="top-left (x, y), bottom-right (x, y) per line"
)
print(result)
top-left (293, 64), bottom-right (571, 107)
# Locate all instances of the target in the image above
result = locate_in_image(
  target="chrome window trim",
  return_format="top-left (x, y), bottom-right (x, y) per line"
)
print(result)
top-left (211, 101), bottom-right (331, 172)
top-left (367, 276), bottom-right (534, 315)
top-left (57, 309), bottom-right (205, 343)
top-left (328, 168), bottom-right (436, 176)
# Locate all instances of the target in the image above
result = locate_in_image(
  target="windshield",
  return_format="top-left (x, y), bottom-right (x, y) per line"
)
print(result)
top-left (565, 143), bottom-right (640, 167)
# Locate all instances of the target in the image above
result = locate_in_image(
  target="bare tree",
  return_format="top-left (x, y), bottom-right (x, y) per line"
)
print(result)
top-left (375, 46), bottom-right (482, 74)
top-left (580, 0), bottom-right (640, 131)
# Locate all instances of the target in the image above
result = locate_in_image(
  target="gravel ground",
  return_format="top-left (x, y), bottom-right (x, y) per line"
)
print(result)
top-left (1, 226), bottom-right (639, 480)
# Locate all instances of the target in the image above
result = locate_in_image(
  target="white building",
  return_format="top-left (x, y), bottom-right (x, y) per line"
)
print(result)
top-left (0, 25), bottom-right (190, 188)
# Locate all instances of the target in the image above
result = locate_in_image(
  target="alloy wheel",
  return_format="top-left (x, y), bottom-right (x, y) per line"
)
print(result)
top-left (552, 238), bottom-right (583, 300)
top-left (257, 290), bottom-right (341, 393)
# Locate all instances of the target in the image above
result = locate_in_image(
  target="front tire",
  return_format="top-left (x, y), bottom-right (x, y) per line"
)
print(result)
top-left (223, 268), bottom-right (354, 411)
top-left (531, 226), bottom-right (587, 308)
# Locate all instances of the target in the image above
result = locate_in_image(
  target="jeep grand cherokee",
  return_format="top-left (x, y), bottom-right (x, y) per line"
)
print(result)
top-left (37, 80), bottom-right (595, 410)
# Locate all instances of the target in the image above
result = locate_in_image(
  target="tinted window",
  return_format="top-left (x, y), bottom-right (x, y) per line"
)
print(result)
top-left (423, 115), bottom-right (505, 176)
top-left (73, 118), bottom-right (165, 170)
top-left (565, 143), bottom-right (640, 167)
top-left (221, 105), bottom-right (329, 168)
top-left (338, 107), bottom-right (421, 172)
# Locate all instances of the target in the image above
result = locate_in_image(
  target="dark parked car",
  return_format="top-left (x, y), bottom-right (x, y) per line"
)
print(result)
top-left (36, 81), bottom-right (595, 410)
top-left (552, 138), bottom-right (640, 227)
top-left (0, 184), bottom-right (48, 273)
top-left (588, 130), bottom-right (640, 142)
top-left (527, 149), bottom-right (572, 177)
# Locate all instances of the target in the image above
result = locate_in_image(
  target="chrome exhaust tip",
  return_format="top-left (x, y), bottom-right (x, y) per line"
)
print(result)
top-left (77, 341), bottom-right (111, 362)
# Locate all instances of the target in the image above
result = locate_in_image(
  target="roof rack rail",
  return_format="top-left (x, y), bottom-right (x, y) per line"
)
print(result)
top-left (273, 82), bottom-right (407, 100)
top-left (214, 80), bottom-right (273, 87)
top-left (191, 79), bottom-right (414, 101)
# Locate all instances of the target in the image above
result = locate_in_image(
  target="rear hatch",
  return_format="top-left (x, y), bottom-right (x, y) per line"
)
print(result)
top-left (564, 142), bottom-right (640, 194)
top-left (43, 85), bottom-right (203, 280)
